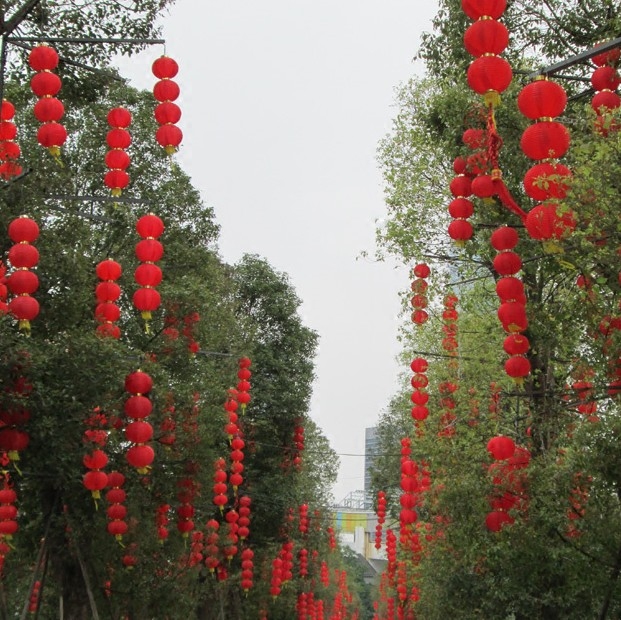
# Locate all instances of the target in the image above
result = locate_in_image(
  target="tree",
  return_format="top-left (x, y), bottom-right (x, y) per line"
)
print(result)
top-left (371, 1), bottom-right (621, 617)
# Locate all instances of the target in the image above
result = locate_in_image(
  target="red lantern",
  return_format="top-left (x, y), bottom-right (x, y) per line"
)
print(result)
top-left (30, 72), bottom-right (61, 97)
top-left (33, 97), bottom-right (64, 123)
top-left (485, 510), bottom-right (514, 532)
top-left (464, 19), bottom-right (509, 57)
top-left (126, 444), bottom-right (154, 472)
top-left (448, 197), bottom-right (474, 219)
top-left (493, 251), bottom-right (522, 276)
top-left (8, 244), bottom-right (39, 269)
top-left (107, 107), bottom-right (131, 128)
top-left (155, 102), bottom-right (182, 124)
top-left (523, 162), bottom-right (571, 201)
top-left (471, 174), bottom-right (495, 198)
top-left (517, 80), bottom-right (567, 119)
top-left (28, 45), bottom-right (59, 71)
top-left (591, 66), bottom-right (621, 92)
top-left (491, 226), bottom-right (519, 252)
top-left (497, 301), bottom-right (528, 333)
top-left (461, 0), bottom-right (506, 20)
top-left (449, 175), bottom-right (472, 197)
top-left (96, 258), bottom-right (122, 282)
top-left (448, 219), bottom-right (473, 245)
top-left (496, 277), bottom-right (525, 303)
top-left (136, 239), bottom-right (164, 262)
top-left (520, 121), bottom-right (570, 160)
top-left (592, 90), bottom-right (621, 113)
top-left (153, 79), bottom-right (180, 102)
top-left (503, 334), bottom-right (530, 355)
top-left (136, 214), bottom-right (164, 238)
top-left (106, 128), bottom-right (131, 149)
top-left (8, 217), bottom-right (39, 243)
top-left (104, 170), bottom-right (129, 195)
top-left (152, 56), bottom-right (179, 79)
top-left (487, 435), bottom-right (515, 460)
top-left (525, 203), bottom-right (576, 241)
top-left (467, 55), bottom-right (512, 98)
top-left (155, 124), bottom-right (183, 155)
top-left (505, 355), bottom-right (531, 383)
top-left (37, 122), bottom-right (67, 156)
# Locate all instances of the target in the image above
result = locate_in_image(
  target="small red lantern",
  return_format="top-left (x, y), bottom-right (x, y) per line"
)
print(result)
top-left (155, 124), bottom-right (183, 156)
top-left (493, 251), bottom-right (522, 276)
top-left (505, 355), bottom-right (531, 383)
top-left (448, 218), bottom-right (473, 245)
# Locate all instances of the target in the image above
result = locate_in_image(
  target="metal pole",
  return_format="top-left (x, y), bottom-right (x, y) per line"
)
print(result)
top-left (8, 36), bottom-right (166, 45)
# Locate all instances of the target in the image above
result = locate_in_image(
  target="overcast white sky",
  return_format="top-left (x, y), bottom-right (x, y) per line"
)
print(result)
top-left (118, 0), bottom-right (438, 502)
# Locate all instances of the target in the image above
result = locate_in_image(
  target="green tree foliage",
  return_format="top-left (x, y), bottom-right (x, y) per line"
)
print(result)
top-left (373, 1), bottom-right (621, 618)
top-left (0, 4), bottom-right (357, 618)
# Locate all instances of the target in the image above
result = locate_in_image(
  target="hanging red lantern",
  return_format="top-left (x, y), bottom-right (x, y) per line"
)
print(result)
top-left (0, 100), bottom-right (22, 180)
top-left (155, 124), bottom-right (183, 156)
top-left (485, 510), bottom-right (514, 532)
top-left (591, 66), bottom-right (621, 92)
top-left (592, 90), bottom-right (621, 113)
top-left (496, 277), bottom-right (525, 303)
top-left (153, 57), bottom-right (182, 155)
top-left (105, 107), bottom-right (132, 197)
top-left (95, 259), bottom-right (122, 339)
top-left (461, 0), bottom-right (506, 20)
top-left (29, 46), bottom-right (66, 158)
top-left (523, 162), bottom-right (571, 201)
top-left (487, 435), bottom-right (515, 460)
top-left (467, 55), bottom-right (513, 102)
top-left (106, 471), bottom-right (127, 541)
top-left (493, 251), bottom-right (522, 276)
top-left (503, 333), bottom-right (530, 355)
top-left (28, 45), bottom-right (58, 71)
top-left (498, 301), bottom-right (528, 333)
top-left (490, 226), bottom-right (518, 251)
top-left (464, 19), bottom-right (509, 57)
top-left (525, 202), bottom-right (576, 242)
top-left (520, 121), bottom-right (570, 160)
top-left (448, 197), bottom-right (474, 219)
top-left (505, 355), bottom-right (531, 383)
top-left (448, 219), bottom-right (473, 245)
top-left (517, 80), bottom-right (567, 119)
top-left (154, 101), bottom-right (182, 124)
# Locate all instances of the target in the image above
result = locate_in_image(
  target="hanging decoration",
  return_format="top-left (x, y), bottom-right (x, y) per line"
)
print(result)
top-left (133, 213), bottom-right (164, 331)
top-left (155, 503), bottom-right (170, 543)
top-left (410, 357), bottom-right (429, 423)
top-left (95, 258), bottom-right (122, 339)
top-left (28, 44), bottom-right (67, 159)
top-left (0, 369), bottom-right (32, 464)
top-left (213, 457), bottom-right (228, 511)
top-left (491, 227), bottom-right (531, 383)
top-left (105, 471), bottom-right (128, 541)
top-left (0, 475), bottom-right (18, 544)
top-left (437, 294), bottom-right (460, 437)
top-left (204, 518), bottom-right (220, 573)
top-left (240, 547), bottom-right (254, 592)
top-left (590, 44), bottom-right (621, 135)
top-left (292, 422), bottom-right (304, 470)
top-left (237, 494), bottom-right (252, 540)
top-left (152, 56), bottom-right (183, 155)
top-left (518, 77), bottom-right (575, 248)
top-left (104, 107), bottom-right (132, 197)
top-left (229, 435), bottom-right (245, 493)
top-left (236, 357), bottom-right (252, 411)
top-left (124, 370), bottom-right (155, 474)
top-left (375, 490), bottom-right (387, 550)
top-left (7, 216), bottom-right (40, 332)
top-left (463, 0), bottom-right (512, 108)
top-left (82, 447), bottom-right (108, 502)
top-left (176, 476), bottom-right (198, 538)
top-left (448, 156), bottom-right (475, 245)
top-left (0, 100), bottom-right (23, 180)
top-left (411, 263), bottom-right (430, 325)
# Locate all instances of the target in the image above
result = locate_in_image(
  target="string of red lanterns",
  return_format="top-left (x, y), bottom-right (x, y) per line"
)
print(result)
top-left (95, 258), bottom-right (122, 339)
top-left (28, 45), bottom-right (67, 159)
top-left (410, 263), bottom-right (430, 325)
top-left (105, 471), bottom-right (128, 542)
top-left (0, 100), bottom-right (23, 180)
top-left (133, 213), bottom-right (164, 330)
top-left (104, 107), bottom-right (132, 197)
top-left (123, 370), bottom-right (155, 474)
top-left (152, 56), bottom-right (183, 155)
top-left (7, 216), bottom-right (40, 332)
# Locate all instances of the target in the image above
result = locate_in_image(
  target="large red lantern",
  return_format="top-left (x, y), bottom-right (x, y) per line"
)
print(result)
top-left (525, 203), bottom-right (576, 242)
top-left (523, 162), bottom-right (571, 201)
top-left (517, 80), bottom-right (567, 119)
top-left (520, 121), bottom-right (570, 160)
top-left (487, 435), bottom-right (515, 460)
top-left (0, 100), bottom-right (22, 180)
top-left (464, 19), bottom-right (509, 57)
top-left (467, 55), bottom-right (512, 103)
